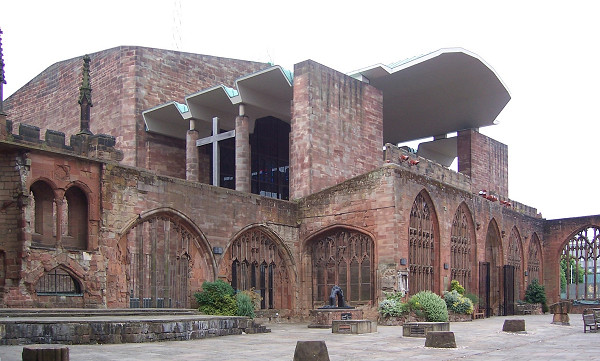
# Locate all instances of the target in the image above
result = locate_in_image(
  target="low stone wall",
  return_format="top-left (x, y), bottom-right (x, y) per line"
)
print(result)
top-left (0, 317), bottom-right (269, 345)
top-left (515, 303), bottom-right (543, 315)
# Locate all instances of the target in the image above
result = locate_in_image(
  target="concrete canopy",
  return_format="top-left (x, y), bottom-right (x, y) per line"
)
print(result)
top-left (349, 48), bottom-right (511, 144)
top-left (142, 66), bottom-right (292, 139)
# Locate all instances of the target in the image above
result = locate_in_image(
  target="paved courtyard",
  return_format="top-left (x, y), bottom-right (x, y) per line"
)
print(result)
top-left (1, 314), bottom-right (598, 360)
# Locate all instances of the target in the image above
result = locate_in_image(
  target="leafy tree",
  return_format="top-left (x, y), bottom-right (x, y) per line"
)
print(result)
top-left (525, 279), bottom-right (548, 313)
top-left (560, 258), bottom-right (586, 292)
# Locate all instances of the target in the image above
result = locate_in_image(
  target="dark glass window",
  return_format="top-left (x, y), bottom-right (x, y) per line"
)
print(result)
top-left (250, 116), bottom-right (290, 200)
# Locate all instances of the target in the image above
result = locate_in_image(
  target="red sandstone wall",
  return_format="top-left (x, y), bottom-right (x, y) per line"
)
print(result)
top-left (298, 162), bottom-right (544, 315)
top-left (543, 215), bottom-right (600, 305)
top-left (457, 129), bottom-right (509, 198)
top-left (100, 164), bottom-right (299, 308)
top-left (5, 46), bottom-right (269, 178)
top-left (290, 60), bottom-right (383, 200)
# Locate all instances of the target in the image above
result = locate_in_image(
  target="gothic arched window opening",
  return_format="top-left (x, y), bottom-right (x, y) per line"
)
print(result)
top-left (311, 229), bottom-right (373, 307)
top-left (451, 204), bottom-right (472, 290)
top-left (35, 268), bottom-right (82, 296)
top-left (507, 228), bottom-right (523, 300)
top-left (228, 228), bottom-right (290, 310)
top-left (527, 234), bottom-right (542, 284)
top-left (126, 215), bottom-right (194, 308)
top-left (409, 192), bottom-right (437, 295)
top-left (560, 227), bottom-right (600, 300)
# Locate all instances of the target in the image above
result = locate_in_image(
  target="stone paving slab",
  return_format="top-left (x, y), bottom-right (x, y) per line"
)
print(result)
top-left (1, 314), bottom-right (599, 360)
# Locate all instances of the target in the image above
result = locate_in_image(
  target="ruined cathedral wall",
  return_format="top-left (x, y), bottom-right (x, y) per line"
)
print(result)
top-left (5, 46), bottom-right (270, 175)
top-left (0, 148), bottom-right (105, 308)
top-left (290, 60), bottom-right (384, 199)
top-left (101, 164), bottom-right (298, 307)
top-left (542, 215), bottom-right (600, 305)
top-left (297, 166), bottom-right (397, 313)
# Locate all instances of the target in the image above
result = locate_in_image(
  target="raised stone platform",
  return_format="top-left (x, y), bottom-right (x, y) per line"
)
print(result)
top-left (402, 322), bottom-right (450, 337)
top-left (332, 320), bottom-right (377, 334)
top-left (308, 308), bottom-right (363, 328)
top-left (0, 308), bottom-right (270, 345)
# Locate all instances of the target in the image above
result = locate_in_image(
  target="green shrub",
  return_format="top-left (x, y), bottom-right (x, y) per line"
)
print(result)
top-left (464, 292), bottom-right (479, 305)
top-left (236, 292), bottom-right (255, 318)
top-left (378, 291), bottom-right (409, 317)
top-left (443, 290), bottom-right (473, 315)
top-left (449, 280), bottom-right (465, 295)
top-left (409, 291), bottom-right (448, 322)
top-left (525, 279), bottom-right (548, 312)
top-left (194, 280), bottom-right (237, 316)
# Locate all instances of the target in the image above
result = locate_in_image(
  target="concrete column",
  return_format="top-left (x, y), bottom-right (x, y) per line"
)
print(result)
top-left (235, 114), bottom-right (251, 193)
top-left (186, 123), bottom-right (199, 182)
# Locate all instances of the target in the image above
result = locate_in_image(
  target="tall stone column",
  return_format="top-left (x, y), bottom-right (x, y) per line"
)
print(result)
top-left (186, 119), bottom-right (199, 182)
top-left (235, 114), bottom-right (251, 193)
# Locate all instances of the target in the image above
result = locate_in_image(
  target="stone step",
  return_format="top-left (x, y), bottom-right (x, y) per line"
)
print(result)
top-left (0, 308), bottom-right (199, 318)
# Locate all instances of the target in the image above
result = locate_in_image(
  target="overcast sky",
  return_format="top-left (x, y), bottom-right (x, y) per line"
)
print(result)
top-left (2, 0), bottom-right (598, 220)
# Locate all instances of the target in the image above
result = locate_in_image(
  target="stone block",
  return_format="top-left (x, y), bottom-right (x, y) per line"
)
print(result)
top-left (293, 341), bottom-right (330, 361)
top-left (502, 319), bottom-right (525, 332)
top-left (332, 320), bottom-right (377, 334)
top-left (403, 322), bottom-right (450, 337)
top-left (424, 331), bottom-right (456, 348)
top-left (22, 344), bottom-right (69, 361)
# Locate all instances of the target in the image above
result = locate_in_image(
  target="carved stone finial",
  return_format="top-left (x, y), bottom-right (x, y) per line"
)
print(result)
top-left (78, 54), bottom-right (93, 135)
top-left (0, 28), bottom-right (6, 116)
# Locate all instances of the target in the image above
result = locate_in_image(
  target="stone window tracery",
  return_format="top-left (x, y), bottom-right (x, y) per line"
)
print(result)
top-left (311, 229), bottom-right (373, 306)
top-left (228, 229), bottom-right (290, 310)
top-left (409, 192), bottom-right (436, 294)
top-left (126, 215), bottom-right (193, 308)
top-left (507, 228), bottom-right (523, 299)
top-left (561, 227), bottom-right (600, 300)
top-left (527, 234), bottom-right (542, 284)
top-left (451, 204), bottom-right (472, 289)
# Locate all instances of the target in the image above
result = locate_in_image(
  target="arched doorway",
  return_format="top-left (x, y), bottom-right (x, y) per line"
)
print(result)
top-left (308, 228), bottom-right (374, 308)
top-left (481, 219), bottom-right (502, 317)
top-left (122, 209), bottom-right (215, 308)
top-left (408, 190), bottom-right (439, 295)
top-left (560, 226), bottom-right (600, 300)
top-left (222, 227), bottom-right (293, 310)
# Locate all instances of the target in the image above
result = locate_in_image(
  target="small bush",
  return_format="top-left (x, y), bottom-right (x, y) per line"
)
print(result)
top-left (236, 292), bottom-right (255, 318)
top-left (194, 280), bottom-right (237, 316)
top-left (449, 280), bottom-right (465, 295)
top-left (240, 288), bottom-right (262, 310)
top-left (525, 279), bottom-right (548, 312)
top-left (464, 292), bottom-right (479, 306)
top-left (378, 291), bottom-right (409, 317)
top-left (443, 290), bottom-right (473, 315)
top-left (409, 291), bottom-right (448, 322)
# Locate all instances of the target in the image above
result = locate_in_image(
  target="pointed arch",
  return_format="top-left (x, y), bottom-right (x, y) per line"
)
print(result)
top-left (450, 202), bottom-right (476, 290)
top-left (120, 207), bottom-right (216, 308)
top-left (481, 218), bottom-right (503, 317)
top-left (35, 265), bottom-right (83, 295)
top-left (221, 225), bottom-right (295, 310)
top-left (305, 225), bottom-right (375, 307)
top-left (559, 226), bottom-right (600, 300)
top-left (507, 227), bottom-right (524, 300)
top-left (527, 233), bottom-right (542, 284)
top-left (408, 189), bottom-right (440, 294)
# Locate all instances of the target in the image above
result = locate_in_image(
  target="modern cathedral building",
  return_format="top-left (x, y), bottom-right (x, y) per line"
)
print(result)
top-left (0, 43), bottom-right (598, 319)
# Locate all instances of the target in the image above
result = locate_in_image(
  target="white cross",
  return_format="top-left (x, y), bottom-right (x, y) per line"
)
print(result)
top-left (195, 117), bottom-right (235, 186)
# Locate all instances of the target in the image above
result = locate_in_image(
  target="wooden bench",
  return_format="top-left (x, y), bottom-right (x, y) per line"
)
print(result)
top-left (473, 307), bottom-right (485, 320)
top-left (583, 313), bottom-right (597, 333)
